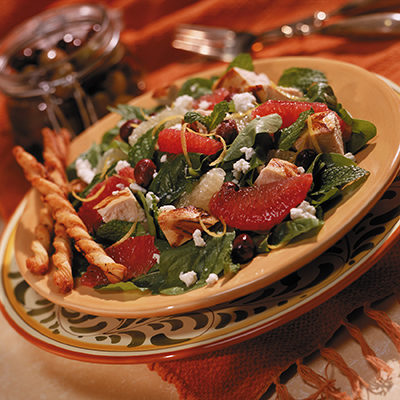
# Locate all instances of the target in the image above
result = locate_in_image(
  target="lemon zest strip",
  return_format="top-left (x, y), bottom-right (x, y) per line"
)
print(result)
top-left (70, 180), bottom-right (107, 203)
top-left (152, 115), bottom-right (183, 137)
top-left (199, 215), bottom-right (226, 238)
top-left (209, 135), bottom-right (227, 167)
top-left (110, 222), bottom-right (138, 247)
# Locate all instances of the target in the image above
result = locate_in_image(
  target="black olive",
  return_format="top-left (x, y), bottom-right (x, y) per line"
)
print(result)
top-left (232, 233), bottom-right (256, 264)
top-left (119, 118), bottom-right (142, 142)
top-left (216, 119), bottom-right (238, 145)
top-left (295, 149), bottom-right (318, 171)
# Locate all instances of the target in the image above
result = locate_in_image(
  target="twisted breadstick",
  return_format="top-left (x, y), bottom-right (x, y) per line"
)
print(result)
top-left (52, 221), bottom-right (74, 293)
top-left (26, 205), bottom-right (54, 275)
top-left (13, 145), bottom-right (126, 284)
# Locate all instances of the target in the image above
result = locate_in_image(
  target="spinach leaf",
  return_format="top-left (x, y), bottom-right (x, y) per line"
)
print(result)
top-left (267, 217), bottom-right (323, 249)
top-left (226, 53), bottom-right (254, 72)
top-left (277, 109), bottom-right (313, 151)
top-left (336, 108), bottom-right (376, 154)
top-left (148, 154), bottom-right (199, 205)
top-left (157, 232), bottom-right (238, 295)
top-left (108, 104), bottom-right (152, 121)
top-left (278, 67), bottom-right (328, 92)
top-left (128, 127), bottom-right (159, 166)
top-left (178, 77), bottom-right (215, 98)
top-left (184, 101), bottom-right (230, 131)
top-left (306, 82), bottom-right (338, 110)
top-left (223, 114), bottom-right (282, 162)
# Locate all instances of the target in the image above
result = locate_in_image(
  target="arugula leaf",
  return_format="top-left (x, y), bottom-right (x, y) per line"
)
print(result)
top-left (278, 67), bottom-right (328, 92)
top-left (223, 114), bottom-right (282, 162)
top-left (277, 109), bottom-right (313, 151)
top-left (184, 101), bottom-right (230, 131)
top-left (226, 53), bottom-right (254, 72)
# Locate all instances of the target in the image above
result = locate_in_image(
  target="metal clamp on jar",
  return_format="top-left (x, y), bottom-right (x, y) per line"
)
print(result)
top-left (0, 3), bottom-right (145, 156)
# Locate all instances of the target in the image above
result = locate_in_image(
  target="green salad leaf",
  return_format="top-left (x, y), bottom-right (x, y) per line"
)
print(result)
top-left (223, 114), bottom-right (282, 162)
top-left (226, 53), bottom-right (254, 72)
top-left (278, 67), bottom-right (328, 92)
top-left (184, 101), bottom-right (230, 131)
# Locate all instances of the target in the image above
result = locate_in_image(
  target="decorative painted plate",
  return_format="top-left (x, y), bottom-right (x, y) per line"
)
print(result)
top-left (2, 174), bottom-right (400, 363)
top-left (13, 57), bottom-right (400, 318)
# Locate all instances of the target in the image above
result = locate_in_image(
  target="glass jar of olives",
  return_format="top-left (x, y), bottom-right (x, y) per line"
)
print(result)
top-left (0, 3), bottom-right (145, 156)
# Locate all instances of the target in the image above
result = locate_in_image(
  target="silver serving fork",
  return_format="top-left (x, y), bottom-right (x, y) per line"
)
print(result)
top-left (173, 0), bottom-right (400, 62)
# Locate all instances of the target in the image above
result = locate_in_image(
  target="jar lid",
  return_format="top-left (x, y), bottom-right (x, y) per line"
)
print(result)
top-left (0, 3), bottom-right (122, 97)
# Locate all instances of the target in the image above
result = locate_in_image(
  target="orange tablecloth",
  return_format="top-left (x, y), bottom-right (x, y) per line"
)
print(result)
top-left (2, 1), bottom-right (400, 399)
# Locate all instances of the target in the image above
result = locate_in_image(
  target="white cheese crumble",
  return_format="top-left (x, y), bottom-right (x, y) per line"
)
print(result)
top-left (75, 157), bottom-right (96, 184)
top-left (179, 271), bottom-right (197, 287)
top-left (153, 253), bottom-right (160, 263)
top-left (129, 182), bottom-right (146, 193)
top-left (232, 92), bottom-right (257, 113)
top-left (170, 123), bottom-right (182, 130)
top-left (240, 146), bottom-right (256, 160)
top-left (297, 166), bottom-right (305, 174)
top-left (206, 273), bottom-right (218, 286)
top-left (160, 154), bottom-right (168, 163)
top-left (198, 100), bottom-right (211, 110)
top-left (192, 229), bottom-right (206, 247)
top-left (159, 205), bottom-right (176, 213)
top-left (344, 152), bottom-right (357, 162)
top-left (174, 95), bottom-right (194, 110)
top-left (290, 201), bottom-right (317, 220)
top-left (232, 158), bottom-right (251, 179)
top-left (115, 160), bottom-right (130, 173)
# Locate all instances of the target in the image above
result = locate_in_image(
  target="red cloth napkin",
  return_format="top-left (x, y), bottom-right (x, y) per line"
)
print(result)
top-left (2, 1), bottom-right (400, 399)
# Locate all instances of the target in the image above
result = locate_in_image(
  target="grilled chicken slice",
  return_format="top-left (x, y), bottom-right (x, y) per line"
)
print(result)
top-left (94, 187), bottom-right (145, 223)
top-left (213, 67), bottom-right (302, 103)
top-left (255, 158), bottom-right (299, 186)
top-left (295, 111), bottom-right (345, 155)
top-left (158, 206), bottom-right (219, 247)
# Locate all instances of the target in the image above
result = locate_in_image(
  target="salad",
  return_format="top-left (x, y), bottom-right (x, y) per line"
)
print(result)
top-left (67, 54), bottom-right (376, 295)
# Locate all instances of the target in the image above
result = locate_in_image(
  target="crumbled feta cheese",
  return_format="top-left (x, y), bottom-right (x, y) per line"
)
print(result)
top-left (116, 183), bottom-right (125, 190)
top-left (297, 166), bottom-right (305, 174)
top-left (290, 201), bottom-right (317, 220)
top-left (75, 157), bottom-right (96, 184)
top-left (179, 270), bottom-right (197, 287)
top-left (206, 273), bottom-right (219, 286)
top-left (240, 146), bottom-right (256, 160)
top-left (111, 190), bottom-right (120, 196)
top-left (344, 152), bottom-right (357, 162)
top-left (159, 205), bottom-right (176, 213)
top-left (192, 229), bottom-right (206, 247)
top-left (160, 154), bottom-right (168, 163)
top-left (115, 160), bottom-right (130, 173)
top-left (233, 158), bottom-right (251, 179)
top-left (174, 95), bottom-right (194, 110)
top-left (129, 182), bottom-right (146, 193)
top-left (198, 100), bottom-right (211, 110)
top-left (170, 123), bottom-right (182, 130)
top-left (153, 253), bottom-right (160, 263)
top-left (232, 92), bottom-right (257, 113)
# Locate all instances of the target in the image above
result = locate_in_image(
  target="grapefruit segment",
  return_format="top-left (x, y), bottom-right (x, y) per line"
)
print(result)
top-left (251, 100), bottom-right (352, 141)
top-left (158, 128), bottom-right (223, 155)
top-left (105, 235), bottom-right (160, 280)
top-left (209, 174), bottom-right (313, 231)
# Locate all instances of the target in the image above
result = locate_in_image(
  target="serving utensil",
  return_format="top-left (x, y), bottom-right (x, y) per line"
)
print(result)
top-left (173, 11), bottom-right (400, 62)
